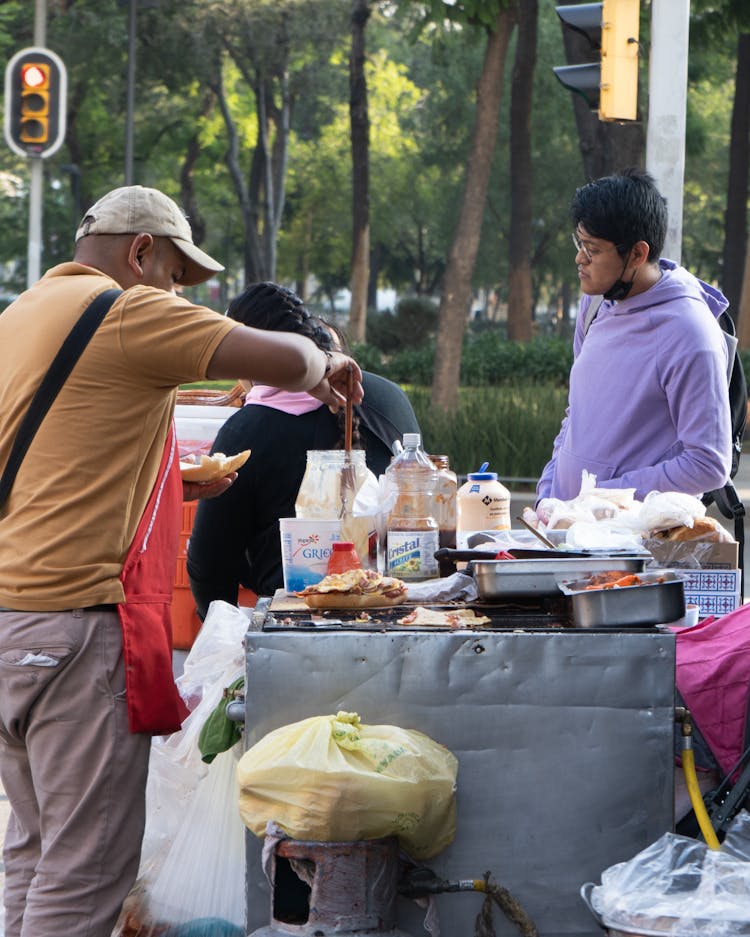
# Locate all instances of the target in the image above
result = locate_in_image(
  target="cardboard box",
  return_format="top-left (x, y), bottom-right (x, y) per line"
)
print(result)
top-left (644, 538), bottom-right (740, 619)
top-left (679, 568), bottom-right (741, 618)
top-left (644, 539), bottom-right (739, 571)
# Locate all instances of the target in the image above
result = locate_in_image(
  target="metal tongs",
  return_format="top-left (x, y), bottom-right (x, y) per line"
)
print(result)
top-left (339, 366), bottom-right (356, 519)
top-left (516, 514), bottom-right (559, 550)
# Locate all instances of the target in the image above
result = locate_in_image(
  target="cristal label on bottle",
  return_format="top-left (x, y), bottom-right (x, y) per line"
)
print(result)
top-left (386, 529), bottom-right (439, 579)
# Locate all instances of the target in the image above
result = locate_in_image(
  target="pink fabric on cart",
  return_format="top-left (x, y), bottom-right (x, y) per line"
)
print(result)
top-left (674, 605), bottom-right (750, 778)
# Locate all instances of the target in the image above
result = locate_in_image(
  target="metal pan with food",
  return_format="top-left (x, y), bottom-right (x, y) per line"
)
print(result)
top-left (557, 570), bottom-right (686, 629)
top-left (469, 554), bottom-right (649, 600)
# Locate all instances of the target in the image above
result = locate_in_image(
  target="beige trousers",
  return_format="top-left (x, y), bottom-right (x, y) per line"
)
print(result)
top-left (0, 607), bottom-right (151, 937)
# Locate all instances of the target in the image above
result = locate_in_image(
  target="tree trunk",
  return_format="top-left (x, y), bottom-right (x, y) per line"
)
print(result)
top-left (737, 233), bottom-right (750, 350)
top-left (348, 0), bottom-right (371, 344)
top-left (211, 62), bottom-right (264, 285)
top-left (179, 92), bottom-right (215, 249)
top-left (722, 32), bottom-right (750, 322)
top-left (431, 8), bottom-right (516, 414)
top-left (555, 0), bottom-right (644, 179)
top-left (507, 0), bottom-right (537, 343)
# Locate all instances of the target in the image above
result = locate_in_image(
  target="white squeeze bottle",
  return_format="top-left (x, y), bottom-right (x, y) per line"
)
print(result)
top-left (456, 462), bottom-right (511, 548)
top-left (385, 433), bottom-right (439, 580)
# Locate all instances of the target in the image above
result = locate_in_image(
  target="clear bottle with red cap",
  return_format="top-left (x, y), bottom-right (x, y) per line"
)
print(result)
top-left (326, 541), bottom-right (362, 576)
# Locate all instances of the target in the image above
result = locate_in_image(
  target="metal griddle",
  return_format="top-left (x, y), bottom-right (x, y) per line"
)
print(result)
top-left (254, 591), bottom-right (574, 632)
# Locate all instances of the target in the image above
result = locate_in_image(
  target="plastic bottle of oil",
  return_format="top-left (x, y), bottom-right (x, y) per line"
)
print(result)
top-left (385, 433), bottom-right (439, 580)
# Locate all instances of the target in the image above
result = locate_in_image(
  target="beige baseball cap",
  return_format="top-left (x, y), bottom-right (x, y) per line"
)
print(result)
top-left (75, 185), bottom-right (224, 286)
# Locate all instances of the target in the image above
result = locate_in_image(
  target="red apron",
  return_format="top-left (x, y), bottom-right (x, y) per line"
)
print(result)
top-left (118, 424), bottom-right (190, 735)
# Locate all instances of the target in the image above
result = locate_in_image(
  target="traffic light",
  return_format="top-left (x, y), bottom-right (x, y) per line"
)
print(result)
top-left (4, 47), bottom-right (67, 157)
top-left (553, 0), bottom-right (640, 122)
top-left (20, 61), bottom-right (51, 144)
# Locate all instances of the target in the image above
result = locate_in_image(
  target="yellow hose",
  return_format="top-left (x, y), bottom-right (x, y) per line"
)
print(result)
top-left (681, 745), bottom-right (721, 850)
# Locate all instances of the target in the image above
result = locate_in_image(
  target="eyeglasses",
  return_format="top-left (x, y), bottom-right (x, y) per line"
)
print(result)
top-left (572, 231), bottom-right (626, 263)
top-left (571, 231), bottom-right (593, 263)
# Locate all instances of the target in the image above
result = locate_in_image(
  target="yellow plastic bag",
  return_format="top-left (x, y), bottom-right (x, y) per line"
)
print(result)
top-left (237, 711), bottom-right (457, 859)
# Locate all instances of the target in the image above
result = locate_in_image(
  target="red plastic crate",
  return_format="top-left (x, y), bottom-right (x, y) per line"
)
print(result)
top-left (172, 501), bottom-right (256, 650)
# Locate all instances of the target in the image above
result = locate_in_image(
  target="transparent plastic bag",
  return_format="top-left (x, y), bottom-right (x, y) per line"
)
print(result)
top-left (589, 812), bottom-right (750, 936)
top-left (113, 601), bottom-right (249, 936)
top-left (637, 490), bottom-right (707, 535)
top-left (119, 748), bottom-right (245, 934)
top-left (237, 710), bottom-right (457, 860)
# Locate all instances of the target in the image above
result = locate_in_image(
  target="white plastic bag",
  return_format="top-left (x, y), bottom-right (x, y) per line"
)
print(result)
top-left (135, 748), bottom-right (245, 929)
top-left (113, 601), bottom-right (249, 936)
top-left (637, 490), bottom-right (707, 535)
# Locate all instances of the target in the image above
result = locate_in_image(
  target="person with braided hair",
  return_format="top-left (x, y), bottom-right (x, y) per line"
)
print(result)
top-left (187, 281), bottom-right (420, 616)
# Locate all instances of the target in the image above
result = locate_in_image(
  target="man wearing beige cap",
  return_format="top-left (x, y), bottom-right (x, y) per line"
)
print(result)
top-left (0, 184), bottom-right (362, 937)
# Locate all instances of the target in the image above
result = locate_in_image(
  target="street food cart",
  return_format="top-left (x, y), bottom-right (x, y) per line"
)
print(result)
top-left (240, 589), bottom-right (676, 937)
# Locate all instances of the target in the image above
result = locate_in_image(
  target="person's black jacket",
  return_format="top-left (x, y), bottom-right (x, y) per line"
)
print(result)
top-left (186, 372), bottom-right (420, 618)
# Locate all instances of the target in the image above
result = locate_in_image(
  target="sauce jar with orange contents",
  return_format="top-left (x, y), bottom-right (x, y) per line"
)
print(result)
top-left (326, 541), bottom-right (362, 576)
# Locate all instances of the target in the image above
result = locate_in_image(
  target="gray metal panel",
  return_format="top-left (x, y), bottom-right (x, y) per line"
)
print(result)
top-left (243, 630), bottom-right (675, 937)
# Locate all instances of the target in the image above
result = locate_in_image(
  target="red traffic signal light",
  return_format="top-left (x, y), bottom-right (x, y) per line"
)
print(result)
top-left (4, 47), bottom-right (67, 157)
top-left (20, 62), bottom-right (51, 144)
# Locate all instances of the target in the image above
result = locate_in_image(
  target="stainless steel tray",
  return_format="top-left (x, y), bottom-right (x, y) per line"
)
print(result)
top-left (558, 571), bottom-right (686, 629)
top-left (470, 554), bottom-right (649, 600)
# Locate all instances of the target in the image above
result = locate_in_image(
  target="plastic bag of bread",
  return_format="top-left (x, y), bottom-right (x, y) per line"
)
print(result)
top-left (637, 491), bottom-right (707, 536)
top-left (574, 470), bottom-right (637, 516)
top-left (650, 514), bottom-right (734, 544)
top-left (546, 501), bottom-right (597, 530)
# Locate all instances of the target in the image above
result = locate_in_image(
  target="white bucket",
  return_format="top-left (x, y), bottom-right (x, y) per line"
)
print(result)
top-left (280, 518), bottom-right (342, 594)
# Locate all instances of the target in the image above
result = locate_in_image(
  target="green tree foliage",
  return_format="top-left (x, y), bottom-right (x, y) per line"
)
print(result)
top-left (0, 0), bottom-right (743, 335)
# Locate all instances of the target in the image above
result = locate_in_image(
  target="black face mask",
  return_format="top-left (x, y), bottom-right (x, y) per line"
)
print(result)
top-left (602, 248), bottom-right (634, 301)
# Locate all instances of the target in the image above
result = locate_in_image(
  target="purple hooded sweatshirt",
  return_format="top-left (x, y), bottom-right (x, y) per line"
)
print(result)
top-left (537, 259), bottom-right (732, 502)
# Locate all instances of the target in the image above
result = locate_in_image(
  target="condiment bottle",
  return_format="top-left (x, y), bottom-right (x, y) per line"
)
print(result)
top-left (326, 541), bottom-right (362, 576)
top-left (429, 454), bottom-right (457, 577)
top-left (456, 463), bottom-right (511, 548)
top-left (385, 433), bottom-right (439, 580)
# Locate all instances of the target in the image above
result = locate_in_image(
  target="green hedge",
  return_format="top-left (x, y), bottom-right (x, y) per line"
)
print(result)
top-left (352, 334), bottom-right (574, 387)
top-left (184, 332), bottom-right (750, 482)
top-left (407, 384), bottom-right (567, 480)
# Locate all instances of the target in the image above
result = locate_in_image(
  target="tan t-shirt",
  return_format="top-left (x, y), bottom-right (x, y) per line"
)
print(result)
top-left (0, 263), bottom-right (238, 611)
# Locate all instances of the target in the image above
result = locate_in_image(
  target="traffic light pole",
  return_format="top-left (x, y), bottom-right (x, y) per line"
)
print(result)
top-left (28, 160), bottom-right (43, 286)
top-left (28, 0), bottom-right (46, 287)
top-left (645, 0), bottom-right (689, 264)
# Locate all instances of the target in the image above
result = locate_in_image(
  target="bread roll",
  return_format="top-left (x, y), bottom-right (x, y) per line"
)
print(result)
top-left (302, 592), bottom-right (404, 610)
top-left (652, 515), bottom-right (729, 543)
top-left (179, 449), bottom-right (251, 483)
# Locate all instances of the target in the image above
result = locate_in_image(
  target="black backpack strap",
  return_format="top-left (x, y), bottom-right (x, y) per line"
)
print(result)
top-left (0, 288), bottom-right (122, 510)
top-left (704, 481), bottom-right (746, 599)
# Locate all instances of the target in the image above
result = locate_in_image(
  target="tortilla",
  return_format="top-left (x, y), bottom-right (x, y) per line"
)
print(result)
top-left (396, 606), bottom-right (491, 628)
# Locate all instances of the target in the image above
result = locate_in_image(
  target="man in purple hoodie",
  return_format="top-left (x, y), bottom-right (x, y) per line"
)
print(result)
top-left (537, 168), bottom-right (731, 503)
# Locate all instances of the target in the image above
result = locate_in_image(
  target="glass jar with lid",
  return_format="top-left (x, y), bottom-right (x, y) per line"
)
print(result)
top-left (295, 450), bottom-right (376, 568)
